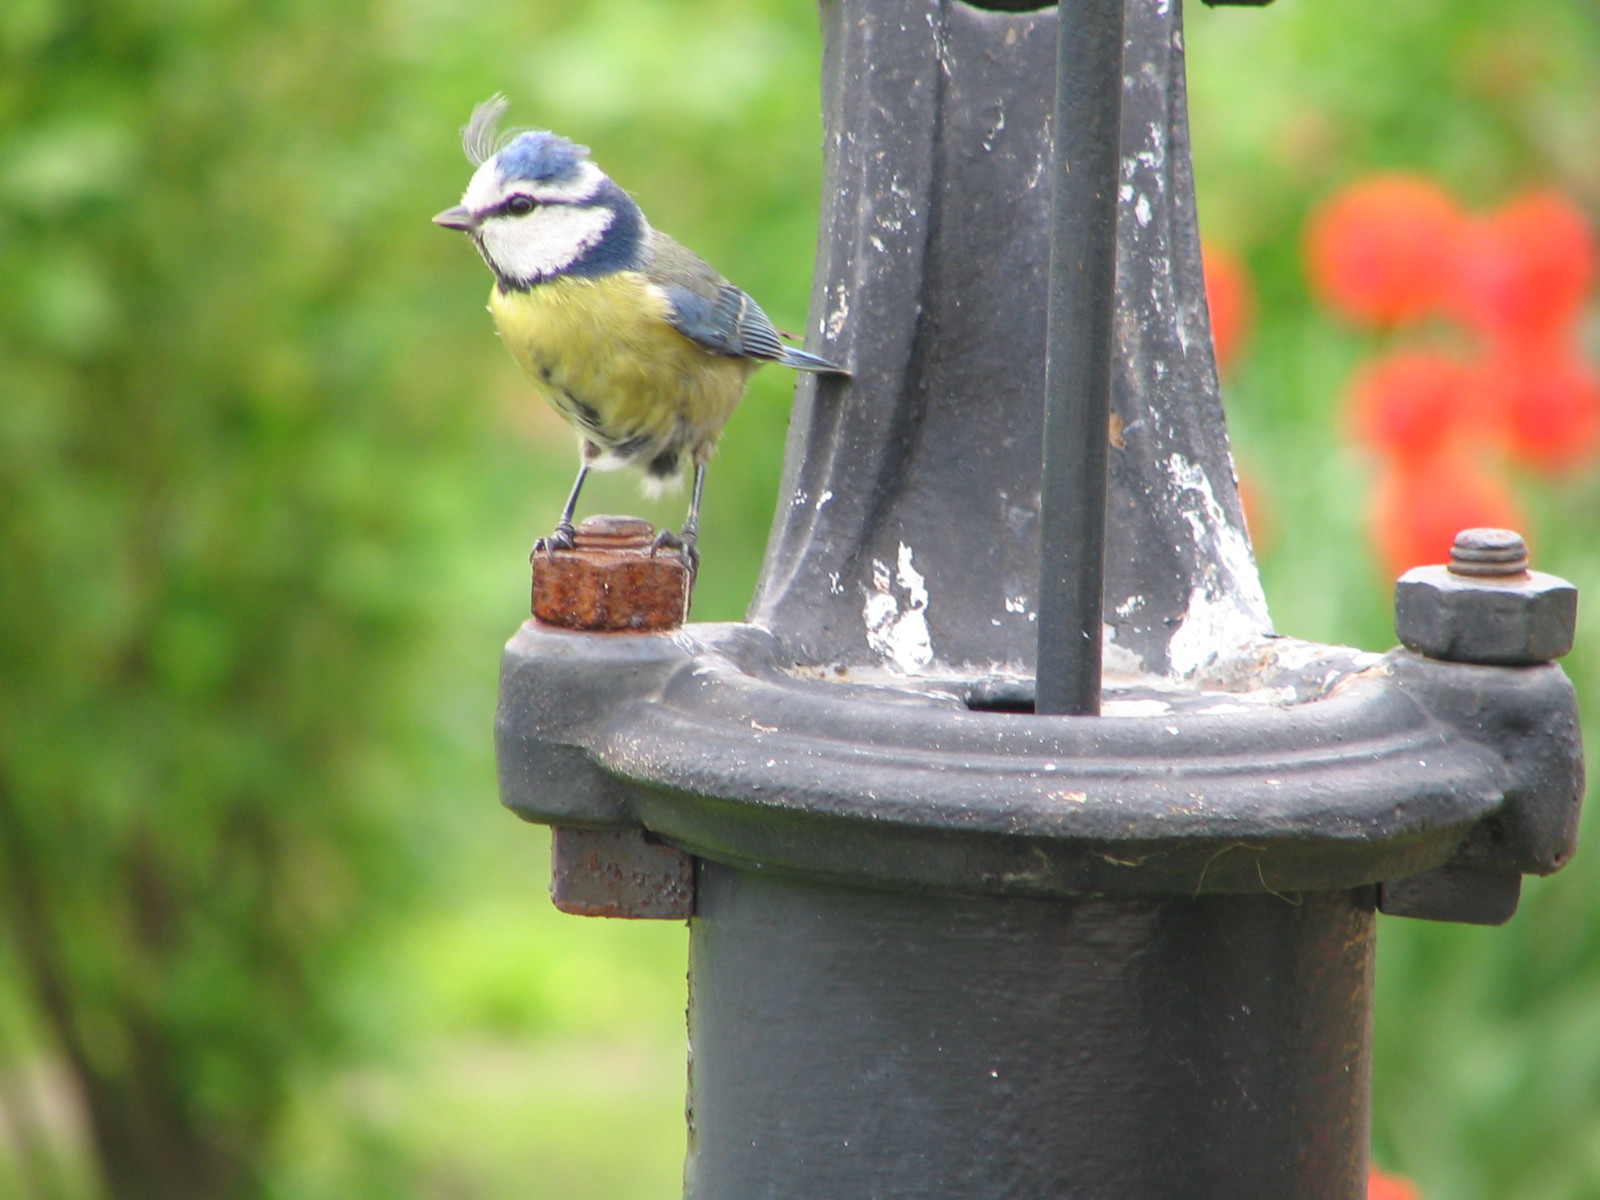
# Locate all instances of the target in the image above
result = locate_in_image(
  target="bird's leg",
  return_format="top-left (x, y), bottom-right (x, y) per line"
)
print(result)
top-left (533, 463), bottom-right (589, 558)
top-left (652, 462), bottom-right (705, 572)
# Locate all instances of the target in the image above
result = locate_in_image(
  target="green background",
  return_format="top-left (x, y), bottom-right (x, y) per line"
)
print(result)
top-left (2, 0), bottom-right (1598, 1196)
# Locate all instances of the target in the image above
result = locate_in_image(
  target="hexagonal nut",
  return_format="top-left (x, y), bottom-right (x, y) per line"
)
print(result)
top-left (1395, 565), bottom-right (1578, 665)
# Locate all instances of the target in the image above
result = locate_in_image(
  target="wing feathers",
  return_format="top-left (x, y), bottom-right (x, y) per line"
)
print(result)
top-left (663, 283), bottom-right (845, 372)
top-left (776, 346), bottom-right (845, 373)
top-left (645, 233), bottom-right (845, 374)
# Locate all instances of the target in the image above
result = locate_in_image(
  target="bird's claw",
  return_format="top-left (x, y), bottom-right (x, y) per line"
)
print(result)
top-left (651, 528), bottom-right (699, 573)
top-left (531, 522), bottom-right (577, 561)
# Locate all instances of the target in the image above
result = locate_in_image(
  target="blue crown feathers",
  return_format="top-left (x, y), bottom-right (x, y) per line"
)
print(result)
top-left (462, 95), bottom-right (590, 186)
top-left (497, 131), bottom-right (589, 184)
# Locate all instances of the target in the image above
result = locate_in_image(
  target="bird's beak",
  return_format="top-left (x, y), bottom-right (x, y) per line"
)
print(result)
top-left (433, 205), bottom-right (475, 231)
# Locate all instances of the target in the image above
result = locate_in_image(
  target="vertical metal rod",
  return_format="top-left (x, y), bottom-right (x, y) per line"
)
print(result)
top-left (1036, 0), bottom-right (1126, 716)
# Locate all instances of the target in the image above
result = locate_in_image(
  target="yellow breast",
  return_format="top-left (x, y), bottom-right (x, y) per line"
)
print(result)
top-left (488, 273), bottom-right (757, 467)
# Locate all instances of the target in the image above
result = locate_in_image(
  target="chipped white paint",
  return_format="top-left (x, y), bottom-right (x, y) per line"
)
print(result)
top-left (1134, 193), bottom-right (1153, 227)
top-left (816, 489), bottom-right (834, 509)
top-left (1192, 688), bottom-right (1298, 714)
top-left (863, 543), bottom-right (933, 673)
top-left (1167, 587), bottom-right (1266, 680)
top-left (1101, 623), bottom-right (1147, 679)
top-left (1026, 155), bottom-right (1046, 190)
top-left (1167, 453), bottom-right (1269, 620)
top-left (828, 571), bottom-right (845, 597)
top-left (1162, 452), bottom-right (1272, 679)
top-left (925, 11), bottom-right (953, 76)
top-left (1114, 594), bottom-right (1146, 619)
top-left (982, 109), bottom-right (1006, 152)
top-left (1004, 595), bottom-right (1028, 614)
top-left (1102, 698), bottom-right (1173, 718)
top-left (826, 285), bottom-right (850, 338)
top-left (1267, 637), bottom-right (1381, 674)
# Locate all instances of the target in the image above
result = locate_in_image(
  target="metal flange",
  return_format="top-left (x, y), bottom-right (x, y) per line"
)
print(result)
top-left (497, 621), bottom-right (1582, 902)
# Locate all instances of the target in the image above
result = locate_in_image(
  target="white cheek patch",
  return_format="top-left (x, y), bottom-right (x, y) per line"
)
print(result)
top-left (478, 204), bottom-right (615, 282)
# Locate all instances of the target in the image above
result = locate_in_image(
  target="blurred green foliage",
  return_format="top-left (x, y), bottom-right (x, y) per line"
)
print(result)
top-left (0, 0), bottom-right (1596, 1197)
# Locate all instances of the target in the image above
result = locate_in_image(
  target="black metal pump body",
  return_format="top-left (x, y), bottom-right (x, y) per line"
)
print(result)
top-left (494, 1), bottom-right (1586, 1197)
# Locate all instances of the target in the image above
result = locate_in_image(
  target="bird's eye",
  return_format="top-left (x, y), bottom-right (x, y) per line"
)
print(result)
top-left (506, 195), bottom-right (538, 216)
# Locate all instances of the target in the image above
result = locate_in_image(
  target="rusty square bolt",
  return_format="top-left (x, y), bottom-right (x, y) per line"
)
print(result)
top-left (532, 514), bottom-right (691, 632)
top-left (550, 827), bottom-right (695, 919)
top-left (1395, 529), bottom-right (1577, 666)
top-left (530, 514), bottom-right (697, 918)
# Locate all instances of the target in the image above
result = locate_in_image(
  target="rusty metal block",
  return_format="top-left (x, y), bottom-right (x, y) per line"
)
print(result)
top-left (549, 826), bottom-right (695, 919)
top-left (532, 515), bottom-right (690, 632)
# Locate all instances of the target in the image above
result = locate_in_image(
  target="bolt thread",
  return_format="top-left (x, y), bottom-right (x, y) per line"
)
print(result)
top-left (1448, 528), bottom-right (1529, 578)
top-left (572, 514), bottom-right (656, 552)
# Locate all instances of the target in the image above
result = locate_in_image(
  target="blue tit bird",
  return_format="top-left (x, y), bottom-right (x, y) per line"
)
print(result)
top-left (433, 96), bottom-right (845, 563)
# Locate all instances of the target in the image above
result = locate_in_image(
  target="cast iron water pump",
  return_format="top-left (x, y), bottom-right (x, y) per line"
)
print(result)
top-left (495, 0), bottom-right (1585, 1196)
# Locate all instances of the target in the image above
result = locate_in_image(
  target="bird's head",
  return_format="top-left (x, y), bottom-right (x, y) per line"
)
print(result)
top-left (434, 96), bottom-right (643, 289)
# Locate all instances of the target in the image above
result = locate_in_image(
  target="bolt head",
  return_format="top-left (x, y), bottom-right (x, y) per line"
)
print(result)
top-left (1395, 564), bottom-right (1578, 665)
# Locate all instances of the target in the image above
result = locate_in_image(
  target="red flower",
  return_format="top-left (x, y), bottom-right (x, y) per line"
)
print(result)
top-left (1469, 345), bottom-right (1600, 472)
top-left (1307, 175), bottom-right (1465, 327)
top-left (1347, 350), bottom-right (1482, 466)
top-left (1451, 191), bottom-right (1595, 346)
top-left (1371, 450), bottom-right (1526, 577)
top-left (1368, 1166), bottom-right (1422, 1200)
top-left (1316, 177), bottom-right (1599, 572)
top-left (1202, 239), bottom-right (1254, 375)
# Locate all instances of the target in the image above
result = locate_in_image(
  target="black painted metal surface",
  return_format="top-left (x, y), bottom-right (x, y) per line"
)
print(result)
top-left (1378, 866), bottom-right (1521, 927)
top-left (751, 0), bottom-right (1267, 682)
top-left (687, 868), bottom-right (1374, 1200)
top-left (1037, 0), bottom-right (1125, 714)
top-left (499, 622), bottom-right (1583, 899)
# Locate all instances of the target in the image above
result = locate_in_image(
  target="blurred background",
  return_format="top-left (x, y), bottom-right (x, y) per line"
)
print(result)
top-left (2, 0), bottom-right (1598, 1196)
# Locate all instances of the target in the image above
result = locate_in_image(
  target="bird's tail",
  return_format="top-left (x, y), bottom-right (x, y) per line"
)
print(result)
top-left (778, 346), bottom-right (848, 375)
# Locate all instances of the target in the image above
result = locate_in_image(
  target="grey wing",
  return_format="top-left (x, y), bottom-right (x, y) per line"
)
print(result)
top-left (644, 232), bottom-right (844, 373)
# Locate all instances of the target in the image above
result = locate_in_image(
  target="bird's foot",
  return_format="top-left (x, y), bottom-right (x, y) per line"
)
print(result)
top-left (651, 527), bottom-right (699, 574)
top-left (531, 521), bottom-right (577, 560)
